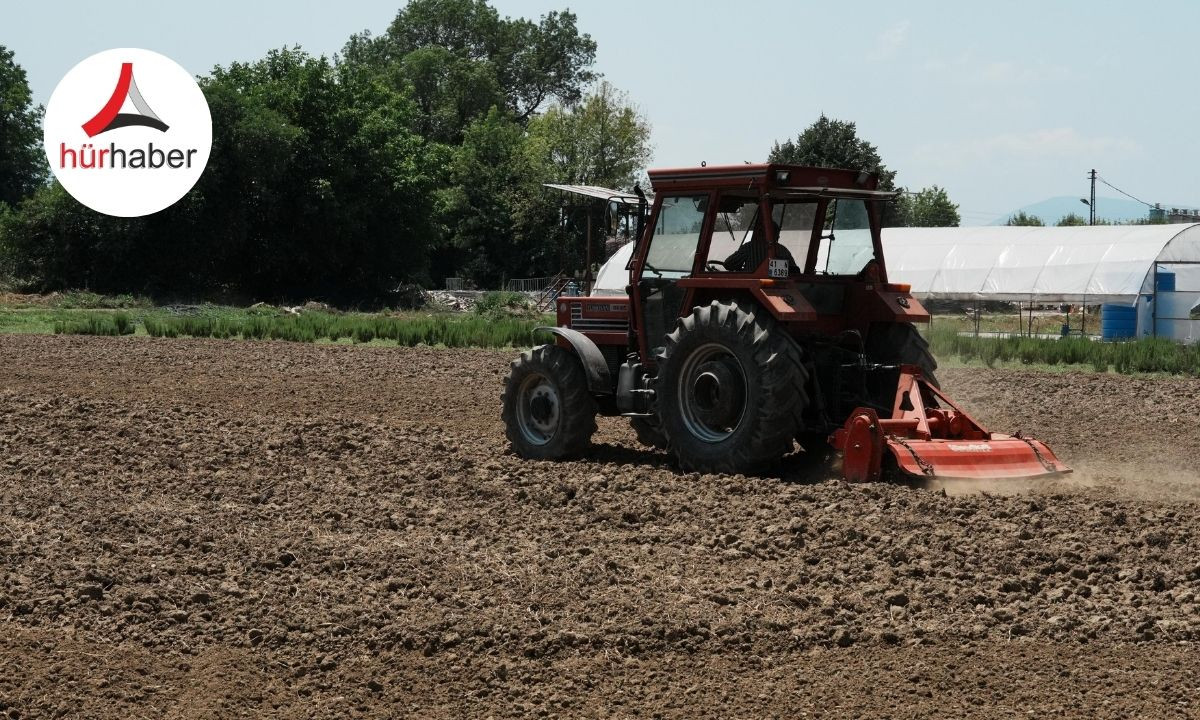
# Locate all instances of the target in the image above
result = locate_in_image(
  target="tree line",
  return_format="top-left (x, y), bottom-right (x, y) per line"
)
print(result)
top-left (0, 3), bottom-right (964, 306)
top-left (0, 1), bottom-right (650, 305)
top-left (769, 115), bottom-right (961, 229)
top-left (1005, 210), bottom-right (1165, 227)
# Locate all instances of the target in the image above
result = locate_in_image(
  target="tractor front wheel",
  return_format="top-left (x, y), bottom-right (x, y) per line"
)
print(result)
top-left (502, 345), bottom-right (597, 459)
top-left (656, 301), bottom-right (808, 474)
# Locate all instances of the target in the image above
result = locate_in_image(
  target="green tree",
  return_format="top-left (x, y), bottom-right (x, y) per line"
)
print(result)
top-left (527, 81), bottom-right (651, 189)
top-left (1056, 212), bottom-right (1087, 226)
top-left (436, 107), bottom-right (559, 286)
top-left (2, 3), bottom-right (616, 296)
top-left (343, 0), bottom-right (596, 141)
top-left (1005, 211), bottom-right (1045, 226)
top-left (897, 186), bottom-right (960, 227)
top-left (525, 82), bottom-right (651, 278)
top-left (1127, 215), bottom-right (1166, 225)
top-left (338, 0), bottom-right (603, 284)
top-left (3, 47), bottom-right (441, 302)
top-left (189, 47), bottom-right (439, 301)
top-left (769, 115), bottom-right (901, 224)
top-left (769, 115), bottom-right (896, 189)
top-left (0, 46), bottom-right (46, 208)
top-left (0, 183), bottom-right (121, 290)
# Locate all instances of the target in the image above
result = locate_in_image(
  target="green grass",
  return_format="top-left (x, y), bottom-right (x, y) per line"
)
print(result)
top-left (2, 302), bottom-right (555, 349)
top-left (926, 323), bottom-right (1200, 375)
top-left (0, 309), bottom-right (79, 334)
top-left (0, 291), bottom-right (154, 331)
top-left (930, 311), bottom-right (1081, 337)
top-left (52, 312), bottom-right (135, 336)
top-left (8, 298), bottom-right (1198, 373)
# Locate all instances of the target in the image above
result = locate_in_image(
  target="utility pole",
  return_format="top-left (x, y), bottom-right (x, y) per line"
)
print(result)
top-left (1088, 169), bottom-right (1097, 225)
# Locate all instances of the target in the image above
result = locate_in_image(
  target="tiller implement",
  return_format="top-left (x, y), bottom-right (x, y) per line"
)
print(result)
top-left (831, 366), bottom-right (1069, 482)
top-left (501, 162), bottom-right (1070, 483)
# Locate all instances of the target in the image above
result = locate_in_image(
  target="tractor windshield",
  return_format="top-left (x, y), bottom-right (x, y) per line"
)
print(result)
top-left (772, 198), bottom-right (876, 275)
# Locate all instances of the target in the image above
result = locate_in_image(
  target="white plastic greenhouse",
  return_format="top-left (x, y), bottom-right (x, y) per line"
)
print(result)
top-left (881, 225), bottom-right (1200, 342)
top-left (880, 225), bottom-right (1200, 304)
top-left (592, 224), bottom-right (1200, 342)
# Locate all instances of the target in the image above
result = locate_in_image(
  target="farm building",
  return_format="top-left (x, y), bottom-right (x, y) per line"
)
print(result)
top-left (593, 224), bottom-right (1200, 343)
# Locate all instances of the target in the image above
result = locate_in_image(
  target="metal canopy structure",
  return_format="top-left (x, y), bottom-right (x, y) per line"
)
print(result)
top-left (543, 184), bottom-right (643, 205)
top-left (880, 224), bottom-right (1200, 304)
top-left (543, 183), bottom-right (647, 295)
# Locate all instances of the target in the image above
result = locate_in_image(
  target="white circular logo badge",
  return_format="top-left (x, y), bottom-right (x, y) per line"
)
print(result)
top-left (43, 48), bottom-right (212, 217)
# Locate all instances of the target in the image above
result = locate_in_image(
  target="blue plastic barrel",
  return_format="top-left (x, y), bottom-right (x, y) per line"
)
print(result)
top-left (1101, 304), bottom-right (1137, 340)
top-left (1156, 270), bottom-right (1176, 292)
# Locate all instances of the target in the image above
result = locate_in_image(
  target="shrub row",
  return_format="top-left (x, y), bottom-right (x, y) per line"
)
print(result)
top-left (53, 312), bottom-right (134, 336)
top-left (927, 324), bottom-right (1200, 374)
top-left (140, 312), bottom-right (553, 348)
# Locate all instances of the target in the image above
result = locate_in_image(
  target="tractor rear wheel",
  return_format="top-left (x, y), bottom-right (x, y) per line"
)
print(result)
top-left (502, 345), bottom-right (597, 459)
top-left (655, 300), bottom-right (808, 474)
top-left (630, 415), bottom-right (667, 449)
top-left (867, 322), bottom-right (940, 387)
top-left (797, 432), bottom-right (835, 462)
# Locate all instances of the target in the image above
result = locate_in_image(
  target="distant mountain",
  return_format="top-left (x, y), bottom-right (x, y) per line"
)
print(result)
top-left (989, 196), bottom-right (1150, 226)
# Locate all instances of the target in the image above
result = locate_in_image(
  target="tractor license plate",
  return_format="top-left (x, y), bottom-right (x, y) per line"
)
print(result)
top-left (768, 259), bottom-right (789, 278)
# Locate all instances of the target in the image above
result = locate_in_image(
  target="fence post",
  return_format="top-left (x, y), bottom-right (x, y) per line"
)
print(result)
top-left (1152, 261), bottom-right (1158, 339)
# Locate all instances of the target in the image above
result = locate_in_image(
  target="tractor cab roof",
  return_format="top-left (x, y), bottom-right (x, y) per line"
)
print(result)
top-left (647, 163), bottom-right (897, 200)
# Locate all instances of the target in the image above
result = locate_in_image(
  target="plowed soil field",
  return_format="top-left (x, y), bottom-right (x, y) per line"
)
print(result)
top-left (2, 334), bottom-right (1199, 719)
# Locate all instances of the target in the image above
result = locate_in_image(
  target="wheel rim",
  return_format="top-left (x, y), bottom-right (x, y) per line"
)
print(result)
top-left (676, 342), bottom-right (748, 443)
top-left (516, 373), bottom-right (560, 446)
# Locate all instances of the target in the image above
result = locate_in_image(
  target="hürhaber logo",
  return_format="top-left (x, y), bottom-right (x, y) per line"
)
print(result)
top-left (43, 48), bottom-right (212, 217)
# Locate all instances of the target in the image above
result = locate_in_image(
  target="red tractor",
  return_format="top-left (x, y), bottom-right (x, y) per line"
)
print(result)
top-left (502, 163), bottom-right (1069, 482)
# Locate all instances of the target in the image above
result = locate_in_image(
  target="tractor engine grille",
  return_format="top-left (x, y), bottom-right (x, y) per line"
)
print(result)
top-left (568, 303), bottom-right (629, 332)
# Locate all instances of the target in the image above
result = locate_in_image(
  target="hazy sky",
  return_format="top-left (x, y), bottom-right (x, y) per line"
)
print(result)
top-left (8, 0), bottom-right (1197, 224)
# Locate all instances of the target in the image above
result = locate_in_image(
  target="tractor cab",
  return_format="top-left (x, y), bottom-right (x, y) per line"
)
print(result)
top-left (627, 164), bottom-right (926, 364)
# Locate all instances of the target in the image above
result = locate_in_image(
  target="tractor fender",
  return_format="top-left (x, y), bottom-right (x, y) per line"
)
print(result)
top-left (749, 286), bottom-right (817, 323)
top-left (865, 286), bottom-right (931, 323)
top-left (536, 326), bottom-right (613, 394)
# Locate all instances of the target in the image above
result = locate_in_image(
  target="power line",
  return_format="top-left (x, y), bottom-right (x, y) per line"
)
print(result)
top-left (1097, 176), bottom-right (1155, 208)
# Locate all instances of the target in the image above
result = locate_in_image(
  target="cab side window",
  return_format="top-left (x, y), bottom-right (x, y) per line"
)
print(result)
top-left (773, 201), bottom-right (818, 272)
top-left (643, 195), bottom-right (708, 278)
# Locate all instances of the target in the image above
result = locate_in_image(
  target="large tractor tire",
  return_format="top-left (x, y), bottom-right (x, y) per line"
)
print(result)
top-left (629, 415), bottom-right (667, 449)
top-left (655, 300), bottom-right (808, 474)
top-left (867, 322), bottom-right (940, 387)
top-left (502, 345), bottom-right (597, 459)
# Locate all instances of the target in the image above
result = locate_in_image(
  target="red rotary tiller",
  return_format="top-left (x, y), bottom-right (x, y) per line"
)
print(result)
top-left (831, 366), bottom-right (1070, 482)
